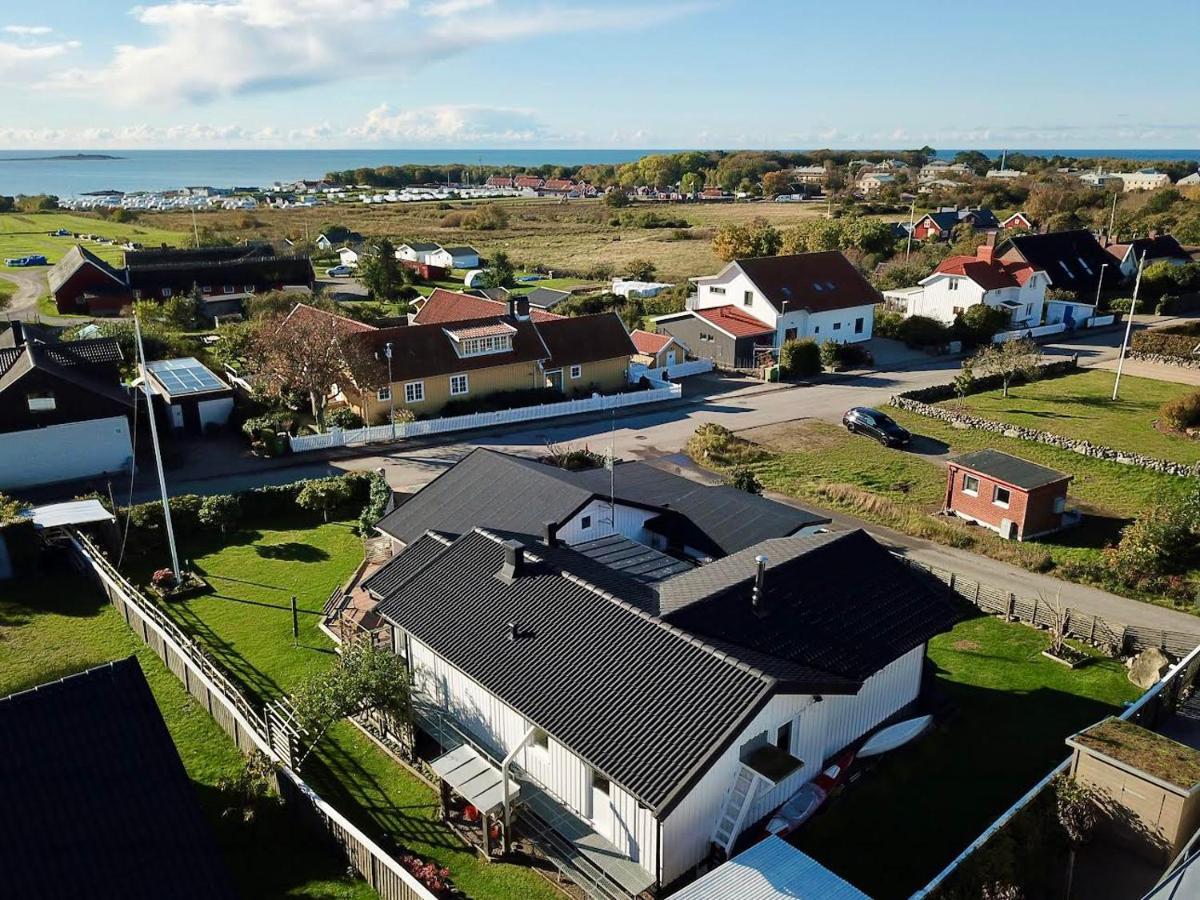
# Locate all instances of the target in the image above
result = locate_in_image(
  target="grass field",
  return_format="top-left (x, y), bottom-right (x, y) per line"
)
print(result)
top-left (155, 197), bottom-right (843, 283)
top-left (944, 370), bottom-right (1200, 466)
top-left (796, 614), bottom-right (1140, 899)
top-left (0, 211), bottom-right (186, 266)
top-left (126, 515), bottom-right (562, 900)
top-left (0, 277), bottom-right (13, 306)
top-left (0, 572), bottom-right (375, 899)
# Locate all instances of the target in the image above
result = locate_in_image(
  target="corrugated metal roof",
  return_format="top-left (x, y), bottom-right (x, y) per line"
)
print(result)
top-left (572, 533), bottom-right (694, 583)
top-left (26, 499), bottom-right (114, 528)
top-left (668, 836), bottom-right (872, 899)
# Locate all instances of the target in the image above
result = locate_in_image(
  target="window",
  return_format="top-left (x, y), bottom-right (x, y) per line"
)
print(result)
top-left (743, 290), bottom-right (754, 307)
top-left (132, 290), bottom-right (143, 300)
top-left (460, 334), bottom-right (513, 356)
top-left (376, 386), bottom-right (391, 402)
top-left (592, 770), bottom-right (610, 795)
top-left (404, 381), bottom-right (424, 404)
top-left (223, 285), bottom-right (235, 294)
top-left (530, 727), bottom-right (549, 751)
top-left (581, 515), bottom-right (592, 529)
top-left (962, 473), bottom-right (980, 496)
top-left (812, 282), bottom-right (824, 292)
top-left (952, 306), bottom-right (964, 316)
top-left (775, 720), bottom-right (793, 753)
top-left (948, 279), bottom-right (959, 291)
top-left (160, 287), bottom-right (173, 298)
top-left (855, 317), bottom-right (865, 334)
top-left (993, 485), bottom-right (1011, 508)
top-left (1053, 496), bottom-right (1066, 514)
top-left (570, 364), bottom-right (582, 379)
top-left (244, 284), bottom-right (255, 293)
top-left (813, 325), bottom-right (820, 334)
top-left (26, 391), bottom-right (56, 412)
top-left (709, 286), bottom-right (725, 295)
top-left (201, 285), bottom-right (212, 295)
top-left (833, 322), bottom-right (842, 331)
top-left (784, 327), bottom-right (798, 341)
top-left (449, 374), bottom-right (469, 396)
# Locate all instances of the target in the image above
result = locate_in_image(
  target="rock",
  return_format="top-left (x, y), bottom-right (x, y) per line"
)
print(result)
top-left (1128, 648), bottom-right (1172, 690)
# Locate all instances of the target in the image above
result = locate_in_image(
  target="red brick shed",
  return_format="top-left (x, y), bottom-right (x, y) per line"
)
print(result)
top-left (944, 449), bottom-right (1072, 541)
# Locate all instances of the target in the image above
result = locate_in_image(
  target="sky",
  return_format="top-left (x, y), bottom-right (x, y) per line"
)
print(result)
top-left (2, 0), bottom-right (1199, 150)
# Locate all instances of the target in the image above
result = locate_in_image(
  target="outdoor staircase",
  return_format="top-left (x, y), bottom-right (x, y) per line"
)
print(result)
top-left (711, 764), bottom-right (763, 856)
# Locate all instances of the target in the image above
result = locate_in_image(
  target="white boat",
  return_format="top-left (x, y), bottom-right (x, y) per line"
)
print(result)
top-left (857, 715), bottom-right (933, 758)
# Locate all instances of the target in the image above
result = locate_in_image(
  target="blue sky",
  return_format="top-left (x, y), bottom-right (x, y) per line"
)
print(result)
top-left (2, 0), bottom-right (1198, 149)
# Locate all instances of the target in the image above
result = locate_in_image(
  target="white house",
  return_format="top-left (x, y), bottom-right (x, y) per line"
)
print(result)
top-left (396, 242), bottom-right (443, 265)
top-left (427, 245), bottom-right (480, 269)
top-left (985, 168), bottom-right (1024, 180)
top-left (358, 450), bottom-right (957, 895)
top-left (1105, 234), bottom-right (1193, 279)
top-left (1178, 172), bottom-right (1200, 186)
top-left (857, 172), bottom-right (894, 195)
top-left (314, 233), bottom-right (334, 251)
top-left (684, 252), bottom-right (878, 350)
top-left (1119, 169), bottom-right (1172, 192)
top-left (883, 237), bottom-right (1047, 328)
top-left (337, 246), bottom-right (360, 268)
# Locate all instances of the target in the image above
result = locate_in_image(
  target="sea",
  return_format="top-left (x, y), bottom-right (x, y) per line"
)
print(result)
top-left (1, 148), bottom-right (1199, 199)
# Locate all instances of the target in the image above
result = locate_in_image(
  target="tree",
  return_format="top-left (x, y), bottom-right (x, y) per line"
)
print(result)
top-left (0, 195), bottom-right (14, 213)
top-left (727, 467), bottom-right (763, 495)
top-left (712, 218), bottom-right (781, 261)
top-left (967, 338), bottom-right (1042, 398)
top-left (464, 202), bottom-right (509, 230)
top-left (626, 258), bottom-right (656, 281)
top-left (243, 288), bottom-right (306, 320)
top-left (296, 477), bottom-right (354, 522)
top-left (198, 494), bottom-right (242, 535)
top-left (953, 150), bottom-right (993, 176)
top-left (780, 218), bottom-right (842, 254)
top-left (679, 171), bottom-right (705, 194)
top-left (291, 637), bottom-right (412, 766)
top-left (1054, 775), bottom-right (1099, 900)
top-left (252, 309), bottom-right (367, 428)
top-left (955, 304), bottom-right (1009, 345)
top-left (481, 250), bottom-right (516, 289)
top-left (0, 492), bottom-right (24, 525)
top-left (603, 190), bottom-right (630, 208)
top-left (953, 360), bottom-right (975, 403)
top-left (358, 237), bottom-right (405, 301)
top-left (159, 290), bottom-right (200, 332)
top-left (761, 170), bottom-right (792, 197)
top-left (779, 338), bottom-right (821, 376)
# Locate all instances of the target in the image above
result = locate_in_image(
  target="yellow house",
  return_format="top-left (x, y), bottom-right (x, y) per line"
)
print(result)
top-left (338, 301), bottom-right (635, 423)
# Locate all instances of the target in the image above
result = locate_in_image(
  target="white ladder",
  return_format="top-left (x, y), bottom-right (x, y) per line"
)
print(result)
top-left (711, 764), bottom-right (762, 855)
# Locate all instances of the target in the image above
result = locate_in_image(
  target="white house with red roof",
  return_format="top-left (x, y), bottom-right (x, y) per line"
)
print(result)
top-left (883, 236), bottom-right (1047, 327)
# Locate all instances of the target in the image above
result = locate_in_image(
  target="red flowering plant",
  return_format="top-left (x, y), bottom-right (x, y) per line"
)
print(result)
top-left (151, 568), bottom-right (177, 589)
top-left (398, 853), bottom-right (452, 894)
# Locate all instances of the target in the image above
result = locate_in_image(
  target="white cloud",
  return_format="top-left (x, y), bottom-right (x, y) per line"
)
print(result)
top-left (40, 0), bottom-right (703, 107)
top-left (0, 39), bottom-right (79, 72)
top-left (4, 25), bottom-right (53, 35)
top-left (348, 104), bottom-right (554, 144)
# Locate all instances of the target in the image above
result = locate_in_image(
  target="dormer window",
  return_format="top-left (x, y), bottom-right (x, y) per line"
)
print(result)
top-left (26, 391), bottom-right (56, 412)
top-left (461, 334), bottom-right (513, 356)
top-left (447, 322), bottom-right (518, 357)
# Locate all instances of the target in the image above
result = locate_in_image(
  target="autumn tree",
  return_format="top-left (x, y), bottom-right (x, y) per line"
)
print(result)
top-left (481, 250), bottom-right (516, 289)
top-left (358, 237), bottom-right (406, 301)
top-left (761, 170), bottom-right (793, 197)
top-left (967, 337), bottom-right (1042, 398)
top-left (626, 258), bottom-right (656, 281)
top-left (712, 218), bottom-right (781, 261)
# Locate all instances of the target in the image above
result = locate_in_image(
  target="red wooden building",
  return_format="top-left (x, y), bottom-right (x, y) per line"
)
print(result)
top-left (945, 449), bottom-right (1072, 540)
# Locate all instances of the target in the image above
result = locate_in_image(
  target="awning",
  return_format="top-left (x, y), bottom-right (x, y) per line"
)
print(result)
top-left (430, 744), bottom-right (516, 814)
top-left (24, 500), bottom-right (115, 529)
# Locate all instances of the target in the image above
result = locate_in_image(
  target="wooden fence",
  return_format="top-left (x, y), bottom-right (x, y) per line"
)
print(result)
top-left (899, 555), bottom-right (1200, 658)
top-left (68, 530), bottom-right (438, 900)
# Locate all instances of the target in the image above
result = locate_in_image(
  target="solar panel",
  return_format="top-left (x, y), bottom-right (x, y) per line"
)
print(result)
top-left (146, 358), bottom-right (227, 396)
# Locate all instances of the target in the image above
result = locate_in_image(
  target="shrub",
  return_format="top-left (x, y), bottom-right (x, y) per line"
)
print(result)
top-left (685, 423), bottom-right (768, 467)
top-left (819, 341), bottom-right (870, 371)
top-left (897, 315), bottom-right (951, 348)
top-left (439, 387), bottom-right (564, 417)
top-left (1105, 502), bottom-right (1198, 586)
top-left (780, 338), bottom-right (821, 376)
top-left (326, 407), bottom-right (365, 429)
top-left (727, 467), bottom-right (763, 495)
top-left (873, 307), bottom-right (904, 339)
top-left (1107, 298), bottom-right (1134, 314)
top-left (198, 494), bottom-right (242, 535)
top-left (954, 304), bottom-right (1009, 345)
top-left (1132, 330), bottom-right (1200, 360)
top-left (1160, 390), bottom-right (1200, 431)
top-left (391, 408), bottom-right (416, 424)
top-left (296, 478), bottom-right (355, 522)
top-left (819, 341), bottom-right (840, 370)
top-left (358, 471), bottom-right (393, 535)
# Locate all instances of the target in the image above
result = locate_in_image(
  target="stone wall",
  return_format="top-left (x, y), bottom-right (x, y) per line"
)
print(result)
top-left (900, 358), bottom-right (1081, 404)
top-left (1130, 350), bottom-right (1200, 370)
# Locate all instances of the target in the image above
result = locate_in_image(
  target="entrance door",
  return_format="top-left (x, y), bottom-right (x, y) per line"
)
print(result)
top-left (665, 349), bottom-right (677, 367)
top-left (545, 369), bottom-right (564, 393)
top-left (591, 770), bottom-right (613, 838)
top-left (182, 400), bottom-right (203, 436)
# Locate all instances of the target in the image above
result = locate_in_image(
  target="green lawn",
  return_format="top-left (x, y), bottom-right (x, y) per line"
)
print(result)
top-left (795, 615), bottom-right (1140, 899)
top-left (0, 572), bottom-right (375, 899)
top-left (127, 515), bottom-right (562, 900)
top-left (0, 211), bottom-right (186, 266)
top-left (945, 370), bottom-right (1200, 465)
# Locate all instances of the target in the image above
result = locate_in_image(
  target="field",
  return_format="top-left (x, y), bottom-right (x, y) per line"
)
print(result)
top-left (796, 614), bottom-right (1140, 899)
top-left (0, 212), bottom-right (186, 266)
top-left (126, 515), bottom-right (562, 900)
top-left (945, 370), bottom-right (1200, 466)
top-left (155, 197), bottom-right (841, 283)
top-left (0, 572), bottom-right (375, 899)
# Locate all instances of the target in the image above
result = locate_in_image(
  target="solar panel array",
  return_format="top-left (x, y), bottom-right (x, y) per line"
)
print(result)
top-left (146, 358), bottom-right (226, 396)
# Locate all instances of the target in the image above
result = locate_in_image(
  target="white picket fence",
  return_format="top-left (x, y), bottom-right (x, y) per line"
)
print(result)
top-left (630, 358), bottom-right (714, 381)
top-left (290, 383), bottom-right (682, 453)
top-left (992, 314), bottom-right (1117, 344)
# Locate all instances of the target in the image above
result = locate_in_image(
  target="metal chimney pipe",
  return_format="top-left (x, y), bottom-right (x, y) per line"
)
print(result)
top-left (752, 554), bottom-right (768, 616)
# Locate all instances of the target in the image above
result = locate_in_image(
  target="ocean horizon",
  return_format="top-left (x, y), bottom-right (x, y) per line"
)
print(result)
top-left (1, 147), bottom-right (1198, 198)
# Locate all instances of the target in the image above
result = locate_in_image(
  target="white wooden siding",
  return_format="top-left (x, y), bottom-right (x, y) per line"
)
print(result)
top-left (0, 416), bottom-right (132, 490)
top-left (406, 635), bottom-right (660, 879)
top-left (658, 644), bottom-right (924, 885)
top-left (557, 499), bottom-right (657, 547)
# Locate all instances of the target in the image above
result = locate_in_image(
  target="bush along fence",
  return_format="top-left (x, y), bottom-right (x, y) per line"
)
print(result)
top-left (291, 381), bottom-right (683, 454)
top-left (1131, 329), bottom-right (1200, 365)
top-left (890, 360), bottom-right (1200, 479)
top-left (67, 529), bottom-right (439, 900)
top-left (913, 639), bottom-right (1200, 900)
top-left (899, 555), bottom-right (1200, 658)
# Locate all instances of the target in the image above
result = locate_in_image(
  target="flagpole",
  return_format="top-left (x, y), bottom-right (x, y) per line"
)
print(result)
top-left (1112, 250), bottom-right (1146, 402)
top-left (134, 313), bottom-right (182, 583)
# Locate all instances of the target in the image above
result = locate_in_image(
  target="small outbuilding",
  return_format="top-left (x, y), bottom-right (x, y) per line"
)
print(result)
top-left (944, 448), bottom-right (1072, 541)
top-left (144, 358), bottom-right (234, 436)
top-left (630, 329), bottom-right (682, 369)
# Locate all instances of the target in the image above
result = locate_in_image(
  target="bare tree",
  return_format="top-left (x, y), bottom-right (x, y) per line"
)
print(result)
top-left (1055, 775), bottom-right (1099, 900)
top-left (968, 337), bottom-right (1043, 398)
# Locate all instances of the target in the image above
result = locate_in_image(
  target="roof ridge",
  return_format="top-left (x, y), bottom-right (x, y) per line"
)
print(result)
top-left (474, 527), bottom-right (776, 686)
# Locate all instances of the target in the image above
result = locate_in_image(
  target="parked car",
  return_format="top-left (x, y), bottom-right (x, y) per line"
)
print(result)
top-left (842, 407), bottom-right (911, 447)
top-left (325, 265), bottom-right (353, 277)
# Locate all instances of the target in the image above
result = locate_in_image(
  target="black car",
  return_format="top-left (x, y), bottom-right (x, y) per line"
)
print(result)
top-left (842, 407), bottom-right (911, 447)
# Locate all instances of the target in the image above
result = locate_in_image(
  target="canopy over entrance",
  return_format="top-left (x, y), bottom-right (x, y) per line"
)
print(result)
top-left (430, 744), bottom-right (516, 814)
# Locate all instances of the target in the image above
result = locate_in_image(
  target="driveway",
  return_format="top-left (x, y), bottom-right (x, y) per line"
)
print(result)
top-left (0, 267), bottom-right (46, 320)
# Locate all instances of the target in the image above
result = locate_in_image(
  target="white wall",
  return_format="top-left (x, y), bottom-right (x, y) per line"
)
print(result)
top-left (0, 416), bottom-right (132, 490)
top-left (200, 396), bottom-right (234, 429)
top-left (807, 304), bottom-right (874, 343)
top-left (407, 635), bottom-right (660, 879)
top-left (658, 644), bottom-right (925, 886)
top-left (691, 268), bottom-right (780, 330)
top-left (909, 275), bottom-right (986, 324)
top-left (557, 498), bottom-right (657, 546)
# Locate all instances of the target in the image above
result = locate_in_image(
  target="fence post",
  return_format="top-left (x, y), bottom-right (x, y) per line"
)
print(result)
top-left (948, 572), bottom-right (956, 592)
top-left (1030, 596), bottom-right (1038, 625)
top-left (1089, 616), bottom-right (1097, 645)
top-left (1006, 592), bottom-right (1015, 620)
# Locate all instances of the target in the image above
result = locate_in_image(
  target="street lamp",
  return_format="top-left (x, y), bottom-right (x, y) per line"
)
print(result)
top-left (384, 342), bottom-right (395, 439)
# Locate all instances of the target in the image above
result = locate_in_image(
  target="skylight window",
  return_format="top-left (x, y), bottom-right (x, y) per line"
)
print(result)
top-left (812, 282), bottom-right (824, 291)
top-left (825, 281), bottom-right (836, 290)
top-left (1077, 257), bottom-right (1093, 274)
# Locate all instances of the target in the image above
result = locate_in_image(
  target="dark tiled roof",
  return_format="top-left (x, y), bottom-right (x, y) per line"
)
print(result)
top-left (374, 529), bottom-right (774, 812)
top-left (1, 337), bottom-right (123, 374)
top-left (658, 530), bottom-right (961, 682)
top-left (405, 242), bottom-right (442, 252)
top-left (442, 245), bottom-right (478, 255)
top-left (1001, 230), bottom-right (1112, 293)
top-left (525, 287), bottom-right (572, 308)
top-left (0, 343), bottom-right (132, 408)
top-left (572, 533), bottom-right (694, 584)
top-left (1129, 235), bottom-right (1190, 263)
top-left (127, 254), bottom-right (314, 294)
top-left (950, 449), bottom-right (1071, 490)
top-left (735, 252), bottom-right (881, 314)
top-left (0, 658), bottom-right (236, 899)
top-left (362, 531), bottom-right (452, 597)
top-left (357, 316), bottom-right (550, 383)
top-left (534, 313), bottom-right (636, 367)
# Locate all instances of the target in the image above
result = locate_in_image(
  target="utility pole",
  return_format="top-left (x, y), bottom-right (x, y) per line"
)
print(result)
top-left (1094, 263), bottom-right (1108, 310)
top-left (134, 313), bottom-right (182, 584)
top-left (1112, 250), bottom-right (1147, 401)
top-left (385, 342), bottom-right (395, 440)
top-left (905, 199), bottom-right (916, 261)
top-left (1108, 191), bottom-right (1118, 243)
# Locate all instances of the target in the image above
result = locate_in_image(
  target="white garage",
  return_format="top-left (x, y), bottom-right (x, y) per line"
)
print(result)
top-left (0, 417), bottom-right (133, 491)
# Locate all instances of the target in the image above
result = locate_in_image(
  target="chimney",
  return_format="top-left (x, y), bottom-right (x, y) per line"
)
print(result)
top-left (751, 554), bottom-right (769, 617)
top-left (507, 621), bottom-right (519, 641)
top-left (543, 522), bottom-right (558, 547)
top-left (976, 232), bottom-right (997, 264)
top-left (507, 296), bottom-right (531, 321)
top-left (10, 320), bottom-right (24, 347)
top-left (497, 539), bottom-right (525, 584)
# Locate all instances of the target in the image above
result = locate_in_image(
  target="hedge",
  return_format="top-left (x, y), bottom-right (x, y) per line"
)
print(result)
top-left (900, 357), bottom-right (1079, 404)
top-left (1131, 330), bottom-right (1200, 360)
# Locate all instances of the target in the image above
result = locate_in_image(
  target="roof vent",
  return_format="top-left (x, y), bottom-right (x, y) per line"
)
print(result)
top-left (752, 554), bottom-right (769, 617)
top-left (543, 522), bottom-right (558, 548)
top-left (497, 539), bottom-right (525, 584)
top-left (507, 621), bottom-right (519, 641)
